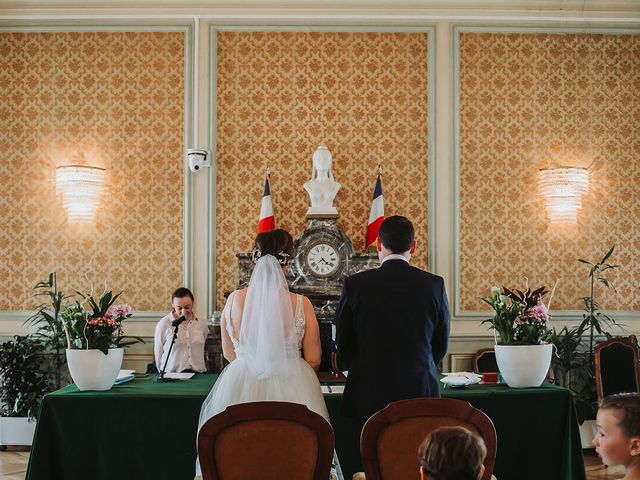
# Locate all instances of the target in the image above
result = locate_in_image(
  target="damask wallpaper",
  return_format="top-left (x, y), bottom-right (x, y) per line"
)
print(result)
top-left (459, 32), bottom-right (640, 312)
top-left (0, 31), bottom-right (184, 311)
top-left (215, 31), bottom-right (430, 309)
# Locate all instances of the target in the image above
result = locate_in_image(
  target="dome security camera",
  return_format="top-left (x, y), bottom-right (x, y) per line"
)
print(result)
top-left (187, 149), bottom-right (210, 172)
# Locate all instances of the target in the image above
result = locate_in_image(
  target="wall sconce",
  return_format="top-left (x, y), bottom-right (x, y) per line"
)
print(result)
top-left (538, 167), bottom-right (589, 224)
top-left (56, 165), bottom-right (106, 224)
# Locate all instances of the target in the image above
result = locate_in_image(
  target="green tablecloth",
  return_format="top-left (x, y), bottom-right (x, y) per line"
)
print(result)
top-left (26, 374), bottom-right (585, 480)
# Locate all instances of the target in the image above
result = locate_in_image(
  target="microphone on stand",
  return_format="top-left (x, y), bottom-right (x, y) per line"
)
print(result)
top-left (171, 316), bottom-right (187, 328)
top-left (157, 315), bottom-right (186, 383)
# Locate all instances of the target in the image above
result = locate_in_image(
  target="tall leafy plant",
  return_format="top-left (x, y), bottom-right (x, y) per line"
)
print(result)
top-left (578, 246), bottom-right (619, 371)
top-left (25, 273), bottom-right (69, 390)
top-left (550, 246), bottom-right (620, 422)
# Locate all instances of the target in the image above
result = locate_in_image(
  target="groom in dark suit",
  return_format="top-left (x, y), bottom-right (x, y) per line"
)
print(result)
top-left (335, 215), bottom-right (451, 429)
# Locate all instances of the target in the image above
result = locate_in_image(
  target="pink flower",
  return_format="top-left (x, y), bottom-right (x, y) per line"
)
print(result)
top-left (527, 301), bottom-right (549, 322)
top-left (108, 304), bottom-right (133, 319)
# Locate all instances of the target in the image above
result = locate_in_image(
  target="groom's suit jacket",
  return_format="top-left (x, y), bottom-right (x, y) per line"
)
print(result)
top-left (335, 258), bottom-right (450, 420)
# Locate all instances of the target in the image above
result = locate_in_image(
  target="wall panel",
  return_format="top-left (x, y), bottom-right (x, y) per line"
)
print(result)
top-left (214, 31), bottom-right (430, 308)
top-left (0, 31), bottom-right (185, 312)
top-left (458, 31), bottom-right (640, 313)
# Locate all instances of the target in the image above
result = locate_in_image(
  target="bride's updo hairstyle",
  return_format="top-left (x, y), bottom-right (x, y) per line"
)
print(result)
top-left (251, 229), bottom-right (294, 266)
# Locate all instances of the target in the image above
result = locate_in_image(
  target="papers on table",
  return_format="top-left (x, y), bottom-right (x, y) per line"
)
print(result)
top-left (114, 369), bottom-right (135, 385)
top-left (163, 372), bottom-right (195, 380)
top-left (440, 372), bottom-right (482, 388)
top-left (321, 385), bottom-right (345, 394)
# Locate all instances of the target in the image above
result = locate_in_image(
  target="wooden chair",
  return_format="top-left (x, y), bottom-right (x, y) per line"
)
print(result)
top-left (472, 348), bottom-right (498, 373)
top-left (595, 335), bottom-right (640, 401)
top-left (360, 398), bottom-right (496, 480)
top-left (197, 401), bottom-right (334, 480)
top-left (317, 351), bottom-right (348, 384)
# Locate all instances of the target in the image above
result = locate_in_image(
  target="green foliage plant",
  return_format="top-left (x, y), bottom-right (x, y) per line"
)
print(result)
top-left (550, 246), bottom-right (621, 422)
top-left (481, 283), bottom-right (552, 345)
top-left (0, 336), bottom-right (51, 419)
top-left (25, 273), bottom-right (69, 390)
top-left (61, 289), bottom-right (143, 355)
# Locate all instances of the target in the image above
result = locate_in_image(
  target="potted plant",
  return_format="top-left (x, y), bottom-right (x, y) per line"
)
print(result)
top-left (481, 281), bottom-right (555, 387)
top-left (0, 336), bottom-right (51, 449)
top-left (27, 272), bottom-right (143, 392)
top-left (549, 247), bottom-right (620, 445)
top-left (61, 288), bottom-right (142, 391)
top-left (26, 272), bottom-right (70, 391)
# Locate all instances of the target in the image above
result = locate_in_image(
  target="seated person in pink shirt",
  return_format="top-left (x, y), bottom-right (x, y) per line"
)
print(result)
top-left (154, 287), bottom-right (209, 374)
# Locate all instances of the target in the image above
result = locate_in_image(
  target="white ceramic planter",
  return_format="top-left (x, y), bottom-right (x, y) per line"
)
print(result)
top-left (66, 348), bottom-right (124, 391)
top-left (495, 344), bottom-right (553, 388)
top-left (0, 417), bottom-right (36, 447)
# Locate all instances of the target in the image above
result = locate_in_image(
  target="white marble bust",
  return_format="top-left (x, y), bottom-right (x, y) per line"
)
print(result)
top-left (304, 144), bottom-right (341, 216)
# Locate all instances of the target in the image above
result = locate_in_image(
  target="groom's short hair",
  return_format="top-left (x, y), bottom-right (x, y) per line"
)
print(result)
top-left (378, 215), bottom-right (414, 253)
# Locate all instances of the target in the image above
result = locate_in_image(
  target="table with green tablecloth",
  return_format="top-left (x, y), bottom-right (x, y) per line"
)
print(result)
top-left (26, 374), bottom-right (585, 480)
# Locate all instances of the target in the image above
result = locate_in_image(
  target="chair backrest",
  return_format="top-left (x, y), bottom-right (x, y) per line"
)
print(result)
top-left (361, 398), bottom-right (496, 480)
top-left (472, 348), bottom-right (498, 373)
top-left (595, 335), bottom-right (640, 401)
top-left (198, 401), bottom-right (334, 480)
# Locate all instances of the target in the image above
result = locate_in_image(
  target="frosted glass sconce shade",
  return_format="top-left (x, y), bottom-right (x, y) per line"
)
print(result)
top-left (56, 165), bottom-right (106, 224)
top-left (538, 167), bottom-right (589, 224)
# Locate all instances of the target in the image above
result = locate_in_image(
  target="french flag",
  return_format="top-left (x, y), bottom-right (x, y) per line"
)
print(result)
top-left (365, 175), bottom-right (384, 249)
top-left (257, 175), bottom-right (275, 233)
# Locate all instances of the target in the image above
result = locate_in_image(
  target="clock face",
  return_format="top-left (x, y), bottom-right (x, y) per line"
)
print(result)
top-left (306, 243), bottom-right (340, 278)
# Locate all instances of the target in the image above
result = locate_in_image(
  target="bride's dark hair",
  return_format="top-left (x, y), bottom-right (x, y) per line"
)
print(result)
top-left (252, 229), bottom-right (294, 265)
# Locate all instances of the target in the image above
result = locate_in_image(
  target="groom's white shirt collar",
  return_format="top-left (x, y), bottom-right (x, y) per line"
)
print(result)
top-left (380, 254), bottom-right (409, 265)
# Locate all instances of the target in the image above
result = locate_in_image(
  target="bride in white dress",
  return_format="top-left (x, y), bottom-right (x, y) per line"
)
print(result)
top-left (195, 229), bottom-right (330, 476)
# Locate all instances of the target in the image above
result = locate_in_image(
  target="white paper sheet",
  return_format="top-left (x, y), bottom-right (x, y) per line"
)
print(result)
top-left (163, 372), bottom-right (195, 380)
top-left (321, 385), bottom-right (345, 394)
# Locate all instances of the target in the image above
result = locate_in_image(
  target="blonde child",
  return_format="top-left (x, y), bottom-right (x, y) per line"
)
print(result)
top-left (594, 393), bottom-right (640, 479)
top-left (418, 426), bottom-right (486, 480)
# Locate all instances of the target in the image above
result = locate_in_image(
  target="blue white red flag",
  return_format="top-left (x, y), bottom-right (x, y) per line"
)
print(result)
top-left (365, 175), bottom-right (384, 249)
top-left (257, 175), bottom-right (275, 233)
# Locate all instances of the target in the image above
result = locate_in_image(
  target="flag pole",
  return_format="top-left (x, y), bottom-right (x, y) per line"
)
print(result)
top-left (365, 165), bottom-right (385, 250)
top-left (257, 164), bottom-right (276, 233)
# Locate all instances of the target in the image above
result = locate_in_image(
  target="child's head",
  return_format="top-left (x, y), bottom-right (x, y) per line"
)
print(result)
top-left (252, 229), bottom-right (294, 266)
top-left (418, 426), bottom-right (486, 480)
top-left (171, 287), bottom-right (194, 319)
top-left (594, 393), bottom-right (640, 468)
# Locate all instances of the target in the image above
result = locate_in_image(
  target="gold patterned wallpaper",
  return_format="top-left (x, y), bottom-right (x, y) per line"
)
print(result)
top-left (459, 32), bottom-right (640, 312)
top-left (215, 31), bottom-right (430, 309)
top-left (0, 31), bottom-right (184, 311)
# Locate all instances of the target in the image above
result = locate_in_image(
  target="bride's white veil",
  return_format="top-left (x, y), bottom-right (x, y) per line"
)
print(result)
top-left (239, 254), bottom-right (300, 379)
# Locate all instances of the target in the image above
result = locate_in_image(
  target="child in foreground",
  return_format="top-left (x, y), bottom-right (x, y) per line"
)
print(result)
top-left (594, 393), bottom-right (640, 480)
top-left (418, 426), bottom-right (486, 480)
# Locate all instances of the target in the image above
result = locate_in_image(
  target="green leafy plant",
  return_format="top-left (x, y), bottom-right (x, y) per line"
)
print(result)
top-left (481, 283), bottom-right (553, 345)
top-left (0, 336), bottom-right (51, 419)
top-left (25, 273), bottom-right (69, 390)
top-left (27, 272), bottom-right (144, 372)
top-left (550, 246), bottom-right (621, 422)
top-left (60, 289), bottom-right (143, 355)
top-left (578, 246), bottom-right (619, 372)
